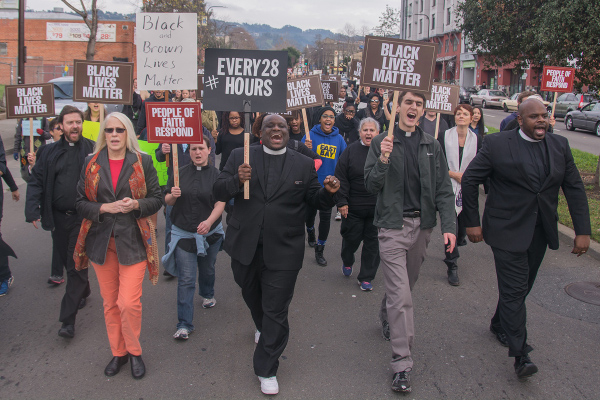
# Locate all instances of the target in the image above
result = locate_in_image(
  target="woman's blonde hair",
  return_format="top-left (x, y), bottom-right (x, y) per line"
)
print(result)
top-left (94, 112), bottom-right (144, 154)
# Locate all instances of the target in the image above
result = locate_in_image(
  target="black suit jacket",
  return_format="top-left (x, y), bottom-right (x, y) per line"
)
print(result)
top-left (213, 145), bottom-right (336, 270)
top-left (461, 129), bottom-right (590, 252)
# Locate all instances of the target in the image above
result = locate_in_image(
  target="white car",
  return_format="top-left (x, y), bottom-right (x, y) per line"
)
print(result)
top-left (469, 89), bottom-right (509, 109)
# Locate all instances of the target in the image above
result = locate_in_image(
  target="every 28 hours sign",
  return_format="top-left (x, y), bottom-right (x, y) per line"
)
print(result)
top-left (360, 36), bottom-right (436, 94)
top-left (286, 75), bottom-right (324, 111)
top-left (425, 84), bottom-right (460, 115)
top-left (73, 60), bottom-right (134, 104)
top-left (202, 48), bottom-right (288, 112)
top-left (540, 66), bottom-right (576, 93)
top-left (5, 83), bottom-right (55, 119)
top-left (136, 13), bottom-right (198, 90)
top-left (145, 103), bottom-right (203, 144)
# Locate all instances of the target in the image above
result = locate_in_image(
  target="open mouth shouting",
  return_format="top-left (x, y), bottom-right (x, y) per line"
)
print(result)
top-left (406, 111), bottom-right (418, 125)
top-left (270, 132), bottom-right (283, 146)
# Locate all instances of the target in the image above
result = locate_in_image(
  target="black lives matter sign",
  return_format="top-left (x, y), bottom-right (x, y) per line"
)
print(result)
top-left (361, 36), bottom-right (436, 94)
top-left (286, 75), bottom-right (324, 111)
top-left (425, 84), bottom-right (460, 115)
top-left (73, 60), bottom-right (134, 104)
top-left (321, 80), bottom-right (339, 102)
top-left (202, 49), bottom-right (287, 112)
top-left (5, 83), bottom-right (55, 119)
top-left (349, 60), bottom-right (362, 79)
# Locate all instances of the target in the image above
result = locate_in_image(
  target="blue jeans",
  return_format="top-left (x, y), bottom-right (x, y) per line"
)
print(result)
top-left (174, 236), bottom-right (223, 331)
top-left (165, 205), bottom-right (173, 253)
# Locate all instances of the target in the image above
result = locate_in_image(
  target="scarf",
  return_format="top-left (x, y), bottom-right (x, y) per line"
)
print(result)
top-left (444, 127), bottom-right (478, 216)
top-left (73, 151), bottom-right (159, 285)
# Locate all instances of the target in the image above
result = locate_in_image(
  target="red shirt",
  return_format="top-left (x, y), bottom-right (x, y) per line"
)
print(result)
top-left (109, 158), bottom-right (125, 193)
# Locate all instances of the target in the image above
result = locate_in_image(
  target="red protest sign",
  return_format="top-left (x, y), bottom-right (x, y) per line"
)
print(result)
top-left (541, 66), bottom-right (576, 93)
top-left (145, 103), bottom-right (203, 144)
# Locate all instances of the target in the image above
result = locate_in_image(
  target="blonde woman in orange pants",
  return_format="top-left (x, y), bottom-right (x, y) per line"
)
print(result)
top-left (74, 112), bottom-right (163, 379)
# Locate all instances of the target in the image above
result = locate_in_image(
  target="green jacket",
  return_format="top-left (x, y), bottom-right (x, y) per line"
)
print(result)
top-left (364, 126), bottom-right (456, 233)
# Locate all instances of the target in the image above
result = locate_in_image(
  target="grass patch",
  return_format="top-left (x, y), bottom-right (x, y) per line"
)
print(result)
top-left (557, 196), bottom-right (600, 243)
top-left (486, 126), bottom-right (499, 134)
top-left (570, 148), bottom-right (598, 174)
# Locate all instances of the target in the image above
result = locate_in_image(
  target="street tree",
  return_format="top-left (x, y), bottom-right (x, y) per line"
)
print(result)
top-left (283, 46), bottom-right (301, 68)
top-left (373, 5), bottom-right (401, 37)
top-left (61, 0), bottom-right (98, 60)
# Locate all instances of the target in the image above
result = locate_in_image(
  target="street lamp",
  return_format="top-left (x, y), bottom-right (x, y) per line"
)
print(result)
top-left (412, 13), bottom-right (430, 42)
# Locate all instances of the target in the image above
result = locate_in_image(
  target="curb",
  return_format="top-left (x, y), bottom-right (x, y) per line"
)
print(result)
top-left (557, 222), bottom-right (600, 262)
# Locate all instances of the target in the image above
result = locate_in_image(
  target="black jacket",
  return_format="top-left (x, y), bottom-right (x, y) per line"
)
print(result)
top-left (334, 141), bottom-right (376, 209)
top-left (461, 129), bottom-right (590, 252)
top-left (136, 93), bottom-right (163, 136)
top-left (76, 149), bottom-right (163, 265)
top-left (25, 136), bottom-right (95, 230)
top-left (213, 146), bottom-right (336, 270)
top-left (154, 127), bottom-right (216, 178)
top-left (0, 136), bottom-right (18, 220)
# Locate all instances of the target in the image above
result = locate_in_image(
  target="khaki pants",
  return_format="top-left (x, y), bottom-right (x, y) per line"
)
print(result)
top-left (378, 218), bottom-right (432, 373)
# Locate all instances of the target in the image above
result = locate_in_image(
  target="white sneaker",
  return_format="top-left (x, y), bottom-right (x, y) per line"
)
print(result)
top-left (335, 211), bottom-right (342, 221)
top-left (202, 297), bottom-right (216, 308)
top-left (255, 330), bottom-right (261, 344)
top-left (173, 328), bottom-right (190, 340)
top-left (258, 376), bottom-right (279, 395)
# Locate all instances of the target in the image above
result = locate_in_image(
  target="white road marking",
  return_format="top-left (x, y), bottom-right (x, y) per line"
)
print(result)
top-left (484, 114), bottom-right (499, 118)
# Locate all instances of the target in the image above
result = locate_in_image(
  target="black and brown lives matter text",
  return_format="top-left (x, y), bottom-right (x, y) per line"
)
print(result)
top-left (426, 85), bottom-right (452, 112)
top-left (218, 57), bottom-right (279, 96)
top-left (14, 87), bottom-right (47, 114)
top-left (83, 65), bottom-right (123, 99)
top-left (287, 79), bottom-right (317, 108)
top-left (140, 14), bottom-right (185, 87)
top-left (372, 43), bottom-right (421, 86)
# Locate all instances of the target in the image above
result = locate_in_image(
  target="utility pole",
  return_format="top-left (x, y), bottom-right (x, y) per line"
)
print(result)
top-left (18, 0), bottom-right (25, 84)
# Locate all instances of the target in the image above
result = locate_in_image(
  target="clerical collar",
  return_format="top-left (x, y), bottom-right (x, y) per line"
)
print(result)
top-left (68, 142), bottom-right (75, 146)
top-left (263, 146), bottom-right (287, 155)
top-left (519, 129), bottom-right (541, 143)
top-left (195, 164), bottom-right (208, 170)
top-left (360, 139), bottom-right (367, 146)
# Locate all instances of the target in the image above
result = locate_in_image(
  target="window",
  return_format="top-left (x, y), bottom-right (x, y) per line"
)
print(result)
top-left (408, 23), bottom-right (412, 37)
top-left (408, 4), bottom-right (413, 17)
top-left (432, 14), bottom-right (435, 29)
top-left (447, 8), bottom-right (451, 25)
top-left (445, 39), bottom-right (449, 52)
top-left (557, 94), bottom-right (568, 102)
top-left (437, 41), bottom-right (442, 54)
top-left (420, 0), bottom-right (423, 12)
top-left (452, 37), bottom-right (458, 51)
top-left (0, 43), bottom-right (6, 56)
top-left (419, 19), bottom-right (423, 34)
top-left (432, 0), bottom-right (436, 6)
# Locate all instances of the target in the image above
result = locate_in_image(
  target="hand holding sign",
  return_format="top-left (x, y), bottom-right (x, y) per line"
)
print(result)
top-left (238, 163), bottom-right (251, 186)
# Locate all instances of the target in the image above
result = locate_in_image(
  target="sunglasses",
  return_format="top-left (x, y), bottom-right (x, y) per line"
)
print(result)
top-left (370, 99), bottom-right (380, 103)
top-left (104, 127), bottom-right (126, 134)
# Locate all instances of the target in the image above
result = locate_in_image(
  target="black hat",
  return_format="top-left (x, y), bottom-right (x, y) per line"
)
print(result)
top-left (312, 106), bottom-right (335, 126)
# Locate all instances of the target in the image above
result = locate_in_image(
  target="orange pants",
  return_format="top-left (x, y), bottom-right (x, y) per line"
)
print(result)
top-left (92, 238), bottom-right (146, 357)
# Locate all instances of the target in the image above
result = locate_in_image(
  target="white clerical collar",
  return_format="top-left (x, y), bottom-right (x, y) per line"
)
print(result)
top-left (263, 146), bottom-right (287, 155)
top-left (360, 139), bottom-right (368, 146)
top-left (519, 129), bottom-right (541, 143)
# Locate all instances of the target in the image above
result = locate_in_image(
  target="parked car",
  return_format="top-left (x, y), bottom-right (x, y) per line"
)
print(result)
top-left (550, 93), bottom-right (597, 118)
top-left (49, 76), bottom-right (122, 116)
top-left (469, 89), bottom-right (508, 109)
top-left (564, 102), bottom-right (600, 136)
top-left (502, 93), bottom-right (550, 112)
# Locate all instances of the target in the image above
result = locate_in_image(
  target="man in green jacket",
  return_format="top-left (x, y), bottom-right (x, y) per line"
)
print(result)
top-left (364, 91), bottom-right (456, 393)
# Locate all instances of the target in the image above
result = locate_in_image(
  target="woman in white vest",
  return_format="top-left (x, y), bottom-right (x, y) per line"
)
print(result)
top-left (436, 104), bottom-right (482, 286)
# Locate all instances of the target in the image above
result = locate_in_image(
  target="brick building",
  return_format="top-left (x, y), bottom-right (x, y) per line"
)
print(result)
top-left (0, 8), bottom-right (135, 85)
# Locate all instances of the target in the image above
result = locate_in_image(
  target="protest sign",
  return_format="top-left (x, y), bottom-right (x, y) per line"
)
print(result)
top-left (425, 84), bottom-right (460, 115)
top-left (321, 79), bottom-right (339, 103)
top-left (136, 13), bottom-right (198, 90)
top-left (197, 74), bottom-right (204, 100)
top-left (541, 66), bottom-right (576, 93)
top-left (202, 48), bottom-right (288, 112)
top-left (145, 103), bottom-right (203, 144)
top-left (73, 60), bottom-right (134, 104)
top-left (361, 36), bottom-right (436, 94)
top-left (286, 75), bottom-right (324, 111)
top-left (21, 119), bottom-right (42, 136)
top-left (349, 60), bottom-right (362, 79)
top-left (5, 83), bottom-right (55, 119)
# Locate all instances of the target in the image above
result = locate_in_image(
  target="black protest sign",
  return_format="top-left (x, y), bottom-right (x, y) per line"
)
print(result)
top-left (321, 80), bottom-right (339, 102)
top-left (202, 48), bottom-right (288, 112)
top-left (197, 74), bottom-right (204, 100)
top-left (5, 83), bottom-right (55, 119)
top-left (425, 84), bottom-right (460, 115)
top-left (361, 36), bottom-right (436, 94)
top-left (349, 60), bottom-right (362, 79)
top-left (73, 60), bottom-right (134, 104)
top-left (286, 75), bottom-right (324, 111)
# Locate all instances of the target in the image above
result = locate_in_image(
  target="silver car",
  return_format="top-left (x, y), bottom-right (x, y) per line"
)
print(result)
top-left (469, 89), bottom-right (509, 109)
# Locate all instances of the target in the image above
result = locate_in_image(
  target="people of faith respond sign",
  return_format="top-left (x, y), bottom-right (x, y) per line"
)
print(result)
top-left (361, 36), bottom-right (436, 94)
top-left (5, 83), bottom-right (55, 119)
top-left (73, 60), bottom-right (134, 104)
top-left (425, 84), bottom-right (460, 115)
top-left (286, 75), bottom-right (324, 111)
top-left (136, 13), bottom-right (198, 90)
top-left (202, 49), bottom-right (288, 112)
top-left (540, 66), bottom-right (576, 93)
top-left (145, 103), bottom-right (203, 144)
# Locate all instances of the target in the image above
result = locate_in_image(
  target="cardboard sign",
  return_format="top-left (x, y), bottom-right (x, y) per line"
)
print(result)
top-left (145, 103), bottom-right (203, 144)
top-left (361, 36), bottom-right (436, 94)
top-left (5, 83), bottom-right (55, 119)
top-left (21, 119), bottom-right (43, 136)
top-left (268, 110), bottom-right (300, 119)
top-left (202, 48), bottom-right (288, 112)
top-left (286, 75), bottom-right (324, 111)
top-left (197, 74), bottom-right (204, 100)
top-left (349, 60), bottom-right (362, 79)
top-left (425, 84), bottom-right (460, 115)
top-left (136, 13), bottom-right (198, 90)
top-left (541, 66), bottom-right (576, 93)
top-left (73, 60), bottom-right (134, 104)
top-left (321, 80), bottom-right (339, 102)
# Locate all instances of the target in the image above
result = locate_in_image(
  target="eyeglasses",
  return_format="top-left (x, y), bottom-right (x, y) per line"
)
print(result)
top-left (104, 127), bottom-right (126, 134)
top-left (321, 115), bottom-right (335, 120)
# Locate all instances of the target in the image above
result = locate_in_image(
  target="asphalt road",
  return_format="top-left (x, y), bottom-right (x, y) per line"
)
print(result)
top-left (0, 144), bottom-right (599, 399)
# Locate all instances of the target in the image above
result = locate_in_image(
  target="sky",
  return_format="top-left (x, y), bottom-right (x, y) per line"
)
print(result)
top-left (26, 0), bottom-right (386, 33)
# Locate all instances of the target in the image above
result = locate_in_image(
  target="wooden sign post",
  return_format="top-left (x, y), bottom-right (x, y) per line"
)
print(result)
top-left (540, 66), bottom-right (576, 119)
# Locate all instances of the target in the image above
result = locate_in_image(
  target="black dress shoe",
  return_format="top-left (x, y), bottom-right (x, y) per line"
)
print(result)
top-left (489, 324), bottom-right (509, 347)
top-left (514, 355), bottom-right (538, 379)
top-left (130, 354), bottom-right (146, 379)
top-left (78, 297), bottom-right (87, 309)
top-left (58, 324), bottom-right (75, 338)
top-left (447, 267), bottom-right (460, 286)
top-left (104, 355), bottom-right (129, 377)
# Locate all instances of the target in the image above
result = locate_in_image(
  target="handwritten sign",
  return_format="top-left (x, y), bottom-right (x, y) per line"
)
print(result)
top-left (5, 83), bottom-right (55, 119)
top-left (425, 84), bottom-right (460, 115)
top-left (286, 75), bottom-right (324, 111)
top-left (145, 103), bottom-right (203, 144)
top-left (321, 80), bottom-right (339, 102)
top-left (361, 36), bottom-right (436, 94)
top-left (203, 48), bottom-right (288, 112)
top-left (73, 60), bottom-right (134, 104)
top-left (541, 66), bottom-right (576, 93)
top-left (136, 13), bottom-right (198, 90)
